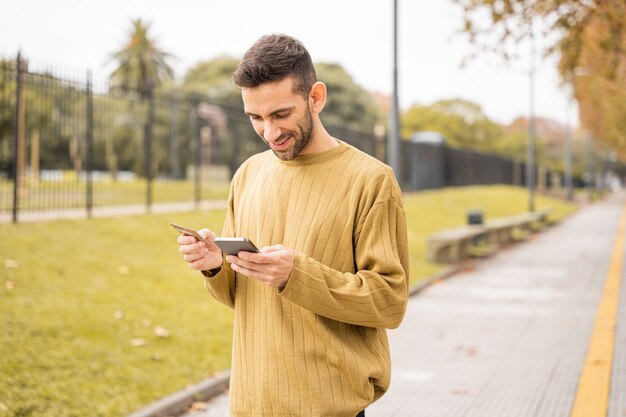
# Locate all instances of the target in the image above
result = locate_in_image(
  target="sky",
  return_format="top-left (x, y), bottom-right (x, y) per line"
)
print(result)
top-left (0, 0), bottom-right (576, 127)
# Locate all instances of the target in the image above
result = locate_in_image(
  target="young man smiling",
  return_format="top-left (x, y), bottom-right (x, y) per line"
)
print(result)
top-left (177, 34), bottom-right (409, 417)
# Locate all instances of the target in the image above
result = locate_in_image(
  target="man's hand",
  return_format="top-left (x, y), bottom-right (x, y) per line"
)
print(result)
top-left (177, 228), bottom-right (223, 272)
top-left (226, 245), bottom-right (295, 288)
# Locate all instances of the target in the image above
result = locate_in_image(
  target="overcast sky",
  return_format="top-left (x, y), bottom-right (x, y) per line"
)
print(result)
top-left (0, 0), bottom-right (576, 126)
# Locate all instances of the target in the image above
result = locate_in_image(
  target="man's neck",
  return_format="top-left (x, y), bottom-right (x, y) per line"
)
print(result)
top-left (300, 123), bottom-right (339, 156)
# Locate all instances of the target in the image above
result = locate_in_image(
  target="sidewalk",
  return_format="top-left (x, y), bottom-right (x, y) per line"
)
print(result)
top-left (176, 193), bottom-right (626, 417)
top-left (0, 200), bottom-right (227, 223)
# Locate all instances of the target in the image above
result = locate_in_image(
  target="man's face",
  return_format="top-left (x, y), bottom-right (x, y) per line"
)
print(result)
top-left (242, 77), bottom-right (313, 161)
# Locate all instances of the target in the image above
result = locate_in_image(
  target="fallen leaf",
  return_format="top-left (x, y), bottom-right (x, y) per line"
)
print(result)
top-left (4, 259), bottom-right (18, 269)
top-left (154, 326), bottom-right (170, 338)
top-left (114, 310), bottom-right (124, 320)
top-left (452, 387), bottom-right (479, 396)
top-left (131, 338), bottom-right (146, 347)
top-left (466, 345), bottom-right (478, 357)
top-left (187, 402), bottom-right (208, 412)
top-left (117, 265), bottom-right (130, 275)
top-left (5, 280), bottom-right (14, 290)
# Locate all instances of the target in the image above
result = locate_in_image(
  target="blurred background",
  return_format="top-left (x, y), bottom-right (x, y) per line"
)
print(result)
top-left (1, 0), bottom-right (624, 219)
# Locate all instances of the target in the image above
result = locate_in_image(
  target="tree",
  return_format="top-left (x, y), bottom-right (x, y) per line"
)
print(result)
top-left (315, 63), bottom-right (383, 133)
top-left (182, 59), bottom-right (383, 133)
top-left (108, 19), bottom-right (175, 99)
top-left (108, 19), bottom-right (175, 182)
top-left (401, 99), bottom-right (502, 151)
top-left (182, 55), bottom-right (242, 109)
top-left (454, 0), bottom-right (626, 158)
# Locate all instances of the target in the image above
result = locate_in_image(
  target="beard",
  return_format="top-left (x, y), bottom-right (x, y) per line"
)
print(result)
top-left (262, 106), bottom-right (314, 161)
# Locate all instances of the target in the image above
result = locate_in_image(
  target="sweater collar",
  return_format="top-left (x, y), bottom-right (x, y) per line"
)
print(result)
top-left (277, 140), bottom-right (348, 166)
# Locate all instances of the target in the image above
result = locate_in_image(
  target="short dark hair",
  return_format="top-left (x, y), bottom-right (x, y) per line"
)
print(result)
top-left (233, 34), bottom-right (316, 97)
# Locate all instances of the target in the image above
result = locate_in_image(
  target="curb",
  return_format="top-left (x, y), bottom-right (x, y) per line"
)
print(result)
top-left (408, 265), bottom-right (460, 297)
top-left (126, 266), bottom-right (462, 417)
top-left (127, 371), bottom-right (230, 417)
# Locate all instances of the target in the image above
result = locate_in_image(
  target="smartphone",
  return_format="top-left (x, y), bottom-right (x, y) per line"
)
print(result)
top-left (170, 223), bottom-right (208, 244)
top-left (214, 237), bottom-right (259, 256)
top-left (171, 223), bottom-right (259, 255)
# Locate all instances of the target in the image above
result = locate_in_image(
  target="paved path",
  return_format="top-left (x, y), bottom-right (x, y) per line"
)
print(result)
top-left (181, 193), bottom-right (626, 417)
top-left (0, 200), bottom-right (227, 223)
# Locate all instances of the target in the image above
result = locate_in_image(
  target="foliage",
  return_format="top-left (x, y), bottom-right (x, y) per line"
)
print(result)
top-left (108, 19), bottom-right (175, 99)
top-left (181, 59), bottom-right (383, 134)
top-left (315, 63), bottom-right (383, 133)
top-left (0, 61), bottom-right (85, 174)
top-left (182, 55), bottom-right (242, 109)
top-left (401, 98), bottom-right (502, 151)
top-left (453, 0), bottom-right (626, 158)
top-left (573, 14), bottom-right (626, 158)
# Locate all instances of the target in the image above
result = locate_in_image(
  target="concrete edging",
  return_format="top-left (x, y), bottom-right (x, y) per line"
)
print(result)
top-left (126, 266), bottom-right (461, 417)
top-left (126, 371), bottom-right (230, 417)
top-left (408, 265), bottom-right (460, 297)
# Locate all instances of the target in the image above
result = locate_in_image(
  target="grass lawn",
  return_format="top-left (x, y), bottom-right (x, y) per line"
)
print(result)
top-left (0, 185), bottom-right (577, 417)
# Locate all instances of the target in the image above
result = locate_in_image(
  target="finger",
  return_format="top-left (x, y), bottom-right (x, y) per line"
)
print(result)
top-left (230, 263), bottom-right (267, 282)
top-left (184, 250), bottom-right (207, 263)
top-left (198, 228), bottom-right (221, 251)
top-left (179, 242), bottom-right (205, 254)
top-left (227, 255), bottom-right (265, 272)
top-left (189, 258), bottom-right (208, 270)
top-left (177, 234), bottom-right (198, 245)
top-left (259, 245), bottom-right (283, 253)
top-left (237, 251), bottom-right (271, 263)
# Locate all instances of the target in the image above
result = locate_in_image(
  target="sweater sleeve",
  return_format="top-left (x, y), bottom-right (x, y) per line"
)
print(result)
top-left (202, 180), bottom-right (238, 309)
top-left (278, 197), bottom-right (410, 329)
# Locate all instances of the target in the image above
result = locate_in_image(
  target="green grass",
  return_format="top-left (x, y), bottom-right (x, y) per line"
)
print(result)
top-left (0, 185), bottom-right (577, 417)
top-left (0, 210), bottom-right (233, 417)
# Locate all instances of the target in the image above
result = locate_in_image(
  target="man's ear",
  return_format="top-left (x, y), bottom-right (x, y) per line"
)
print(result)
top-left (308, 82), bottom-right (327, 114)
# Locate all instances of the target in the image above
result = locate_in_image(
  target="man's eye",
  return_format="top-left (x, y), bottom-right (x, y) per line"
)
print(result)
top-left (249, 115), bottom-right (261, 121)
top-left (275, 113), bottom-right (289, 119)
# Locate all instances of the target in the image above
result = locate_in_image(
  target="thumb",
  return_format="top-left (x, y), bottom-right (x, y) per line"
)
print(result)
top-left (198, 229), bottom-right (219, 249)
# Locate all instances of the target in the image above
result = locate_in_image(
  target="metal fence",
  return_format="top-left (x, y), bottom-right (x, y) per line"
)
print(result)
top-left (0, 53), bottom-right (559, 222)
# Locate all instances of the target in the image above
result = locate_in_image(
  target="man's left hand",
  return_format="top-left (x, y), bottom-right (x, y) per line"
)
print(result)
top-left (225, 245), bottom-right (295, 289)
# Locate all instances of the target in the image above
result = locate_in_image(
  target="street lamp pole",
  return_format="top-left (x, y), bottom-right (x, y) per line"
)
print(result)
top-left (389, 0), bottom-right (400, 177)
top-left (527, 23), bottom-right (536, 212)
top-left (564, 72), bottom-right (574, 201)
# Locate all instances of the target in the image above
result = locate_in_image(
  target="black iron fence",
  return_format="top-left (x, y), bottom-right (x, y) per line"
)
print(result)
top-left (0, 53), bottom-right (564, 222)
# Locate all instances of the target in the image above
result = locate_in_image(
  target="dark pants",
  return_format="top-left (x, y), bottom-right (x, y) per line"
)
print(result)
top-left (356, 411), bottom-right (365, 417)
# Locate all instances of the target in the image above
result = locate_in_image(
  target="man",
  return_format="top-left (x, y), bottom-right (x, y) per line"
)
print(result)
top-left (177, 34), bottom-right (409, 417)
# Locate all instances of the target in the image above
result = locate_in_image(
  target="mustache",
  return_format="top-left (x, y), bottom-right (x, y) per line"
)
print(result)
top-left (260, 130), bottom-right (294, 143)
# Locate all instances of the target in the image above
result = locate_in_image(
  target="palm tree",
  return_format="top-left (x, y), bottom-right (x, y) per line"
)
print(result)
top-left (108, 19), bottom-right (174, 195)
top-left (109, 18), bottom-right (174, 99)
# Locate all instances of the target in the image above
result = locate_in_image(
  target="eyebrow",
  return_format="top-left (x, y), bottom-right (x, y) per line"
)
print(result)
top-left (244, 106), bottom-right (296, 118)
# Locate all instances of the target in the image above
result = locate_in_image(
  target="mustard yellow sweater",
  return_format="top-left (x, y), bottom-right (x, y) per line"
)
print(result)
top-left (204, 141), bottom-right (409, 417)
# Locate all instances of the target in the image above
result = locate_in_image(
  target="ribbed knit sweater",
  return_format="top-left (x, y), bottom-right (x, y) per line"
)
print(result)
top-left (204, 141), bottom-right (409, 417)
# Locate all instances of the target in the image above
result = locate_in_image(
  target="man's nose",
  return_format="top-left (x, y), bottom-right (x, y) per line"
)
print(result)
top-left (263, 121), bottom-right (281, 142)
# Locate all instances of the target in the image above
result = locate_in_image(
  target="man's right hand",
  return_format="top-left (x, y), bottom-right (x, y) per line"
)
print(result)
top-left (177, 228), bottom-right (223, 272)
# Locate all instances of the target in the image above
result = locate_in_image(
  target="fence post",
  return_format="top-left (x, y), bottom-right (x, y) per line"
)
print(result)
top-left (12, 52), bottom-right (25, 223)
top-left (86, 71), bottom-right (94, 218)
top-left (144, 93), bottom-right (154, 212)
top-left (194, 103), bottom-right (201, 208)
